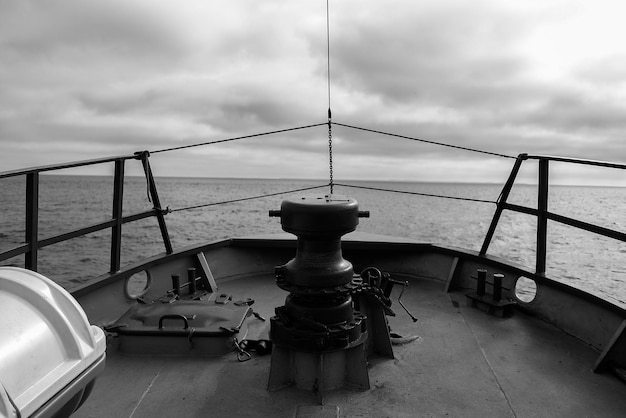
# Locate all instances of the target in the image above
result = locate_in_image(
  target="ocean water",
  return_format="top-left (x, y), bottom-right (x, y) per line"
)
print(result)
top-left (1, 175), bottom-right (625, 307)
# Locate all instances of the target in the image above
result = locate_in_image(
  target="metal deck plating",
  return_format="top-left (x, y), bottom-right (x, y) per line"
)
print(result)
top-left (75, 267), bottom-right (626, 417)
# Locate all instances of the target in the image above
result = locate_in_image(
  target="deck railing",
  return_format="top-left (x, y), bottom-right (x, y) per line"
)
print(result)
top-left (480, 153), bottom-right (626, 276)
top-left (3, 146), bottom-right (626, 282)
top-left (0, 151), bottom-right (172, 273)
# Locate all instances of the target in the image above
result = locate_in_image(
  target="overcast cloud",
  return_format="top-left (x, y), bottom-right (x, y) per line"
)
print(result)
top-left (2, 0), bottom-right (626, 184)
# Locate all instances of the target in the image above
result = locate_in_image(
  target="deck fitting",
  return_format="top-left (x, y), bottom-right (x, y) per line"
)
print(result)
top-left (268, 195), bottom-right (384, 393)
top-left (466, 293), bottom-right (516, 317)
top-left (467, 270), bottom-right (516, 317)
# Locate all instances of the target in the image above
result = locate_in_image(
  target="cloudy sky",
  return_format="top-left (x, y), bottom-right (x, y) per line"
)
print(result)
top-left (2, 0), bottom-right (626, 184)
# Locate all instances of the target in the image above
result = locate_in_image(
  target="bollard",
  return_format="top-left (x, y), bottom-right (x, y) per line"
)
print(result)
top-left (493, 273), bottom-right (504, 302)
top-left (171, 274), bottom-right (181, 296)
top-left (187, 268), bottom-right (197, 294)
top-left (477, 269), bottom-right (487, 297)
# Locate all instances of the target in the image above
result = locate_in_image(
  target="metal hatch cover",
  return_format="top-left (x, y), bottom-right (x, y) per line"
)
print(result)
top-left (111, 300), bottom-right (252, 356)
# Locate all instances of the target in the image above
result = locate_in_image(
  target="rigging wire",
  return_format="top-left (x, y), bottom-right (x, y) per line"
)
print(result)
top-left (168, 184), bottom-right (329, 213)
top-left (144, 0), bottom-right (514, 214)
top-left (149, 123), bottom-right (327, 154)
top-left (332, 122), bottom-right (516, 159)
top-left (167, 181), bottom-right (496, 215)
top-left (146, 120), bottom-right (514, 161)
top-left (142, 118), bottom-right (512, 213)
top-left (332, 182), bottom-right (498, 205)
top-left (147, 118), bottom-right (511, 213)
top-left (326, 0), bottom-right (332, 114)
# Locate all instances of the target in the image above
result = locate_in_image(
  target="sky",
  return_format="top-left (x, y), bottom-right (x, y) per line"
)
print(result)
top-left (2, 0), bottom-right (626, 185)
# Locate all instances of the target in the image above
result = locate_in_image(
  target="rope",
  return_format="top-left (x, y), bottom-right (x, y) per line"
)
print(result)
top-left (149, 123), bottom-right (327, 154)
top-left (332, 122), bottom-right (516, 159)
top-left (333, 182), bottom-right (497, 205)
top-left (168, 184), bottom-right (329, 213)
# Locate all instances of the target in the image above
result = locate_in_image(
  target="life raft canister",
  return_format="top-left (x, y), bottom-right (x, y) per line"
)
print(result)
top-left (0, 267), bottom-right (106, 418)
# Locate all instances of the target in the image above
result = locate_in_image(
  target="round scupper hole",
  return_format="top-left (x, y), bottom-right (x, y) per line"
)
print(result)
top-left (125, 270), bottom-right (151, 299)
top-left (515, 276), bottom-right (537, 303)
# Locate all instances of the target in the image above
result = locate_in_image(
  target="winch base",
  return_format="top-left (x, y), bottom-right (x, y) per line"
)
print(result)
top-left (267, 336), bottom-right (370, 392)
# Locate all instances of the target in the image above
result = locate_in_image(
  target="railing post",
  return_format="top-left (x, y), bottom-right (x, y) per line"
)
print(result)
top-left (110, 160), bottom-right (125, 273)
top-left (536, 158), bottom-right (549, 275)
top-left (480, 154), bottom-right (527, 256)
top-left (136, 151), bottom-right (173, 254)
top-left (25, 172), bottom-right (39, 271)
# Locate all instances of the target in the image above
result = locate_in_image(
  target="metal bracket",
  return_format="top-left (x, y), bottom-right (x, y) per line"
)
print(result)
top-left (594, 319), bottom-right (626, 378)
top-left (196, 252), bottom-right (218, 292)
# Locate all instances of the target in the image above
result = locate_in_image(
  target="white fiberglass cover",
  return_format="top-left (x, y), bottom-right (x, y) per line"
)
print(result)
top-left (0, 267), bottom-right (106, 418)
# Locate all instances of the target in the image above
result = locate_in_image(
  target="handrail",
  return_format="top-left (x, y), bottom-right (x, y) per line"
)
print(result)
top-left (480, 153), bottom-right (626, 276)
top-left (524, 154), bottom-right (626, 170)
top-left (3, 127), bottom-right (626, 282)
top-left (0, 153), bottom-right (141, 179)
top-left (0, 151), bottom-right (173, 274)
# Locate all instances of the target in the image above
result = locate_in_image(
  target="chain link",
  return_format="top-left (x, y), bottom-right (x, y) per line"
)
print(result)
top-left (328, 109), bottom-right (334, 194)
top-left (327, 0), bottom-right (333, 195)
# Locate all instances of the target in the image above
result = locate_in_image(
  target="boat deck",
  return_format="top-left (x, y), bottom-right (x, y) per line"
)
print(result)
top-left (75, 274), bottom-right (626, 418)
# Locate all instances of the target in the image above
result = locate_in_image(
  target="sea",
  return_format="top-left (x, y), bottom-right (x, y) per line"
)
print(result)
top-left (1, 175), bottom-right (625, 308)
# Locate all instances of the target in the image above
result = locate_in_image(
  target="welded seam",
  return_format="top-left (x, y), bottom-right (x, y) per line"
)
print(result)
top-left (455, 300), bottom-right (518, 418)
top-left (129, 370), bottom-right (161, 418)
